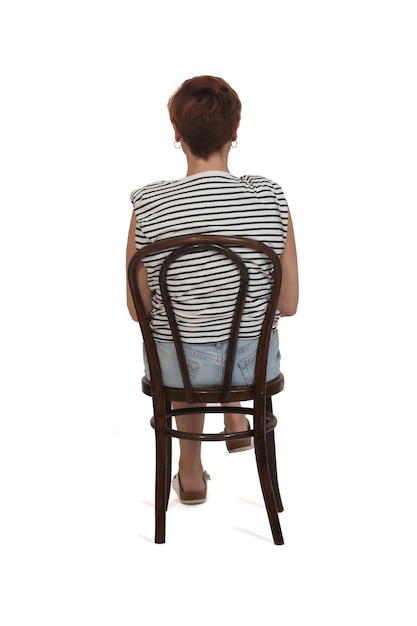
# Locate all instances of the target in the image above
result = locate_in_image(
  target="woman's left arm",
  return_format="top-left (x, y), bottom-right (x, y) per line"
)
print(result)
top-left (126, 212), bottom-right (153, 321)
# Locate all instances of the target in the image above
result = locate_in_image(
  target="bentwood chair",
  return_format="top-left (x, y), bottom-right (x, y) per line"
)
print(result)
top-left (128, 235), bottom-right (286, 544)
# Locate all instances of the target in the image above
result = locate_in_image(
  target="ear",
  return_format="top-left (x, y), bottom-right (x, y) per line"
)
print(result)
top-left (231, 121), bottom-right (240, 142)
top-left (172, 124), bottom-right (181, 142)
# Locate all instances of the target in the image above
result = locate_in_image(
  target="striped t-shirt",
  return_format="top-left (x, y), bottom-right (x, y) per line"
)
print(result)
top-left (130, 171), bottom-right (289, 342)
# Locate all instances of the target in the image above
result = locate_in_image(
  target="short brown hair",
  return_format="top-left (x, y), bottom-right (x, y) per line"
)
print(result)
top-left (167, 76), bottom-right (242, 159)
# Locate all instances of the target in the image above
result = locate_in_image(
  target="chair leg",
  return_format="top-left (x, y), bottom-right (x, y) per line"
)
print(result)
top-left (265, 398), bottom-right (283, 512)
top-left (254, 438), bottom-right (284, 545)
top-left (165, 409), bottom-right (172, 511)
top-left (266, 431), bottom-right (284, 512)
top-left (154, 427), bottom-right (167, 544)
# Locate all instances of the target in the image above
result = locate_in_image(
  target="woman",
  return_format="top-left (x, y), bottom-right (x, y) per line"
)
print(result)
top-left (126, 76), bottom-right (298, 505)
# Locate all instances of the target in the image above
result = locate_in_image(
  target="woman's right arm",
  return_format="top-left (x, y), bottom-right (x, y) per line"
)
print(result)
top-left (277, 210), bottom-right (299, 317)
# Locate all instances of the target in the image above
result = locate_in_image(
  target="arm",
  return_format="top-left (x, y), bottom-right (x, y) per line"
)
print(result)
top-left (126, 212), bottom-right (153, 321)
top-left (277, 210), bottom-right (299, 317)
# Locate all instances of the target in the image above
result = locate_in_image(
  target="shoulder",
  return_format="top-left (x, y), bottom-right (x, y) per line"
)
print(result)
top-left (130, 179), bottom-right (179, 206)
top-left (240, 174), bottom-right (282, 190)
top-left (240, 174), bottom-right (288, 205)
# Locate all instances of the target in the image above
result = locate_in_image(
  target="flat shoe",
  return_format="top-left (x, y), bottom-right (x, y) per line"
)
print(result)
top-left (222, 418), bottom-right (254, 453)
top-left (172, 470), bottom-right (211, 505)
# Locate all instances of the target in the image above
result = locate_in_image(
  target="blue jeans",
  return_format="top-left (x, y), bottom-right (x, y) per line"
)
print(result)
top-left (144, 328), bottom-right (280, 388)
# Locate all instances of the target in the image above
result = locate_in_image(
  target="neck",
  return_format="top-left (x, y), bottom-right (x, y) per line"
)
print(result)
top-left (184, 146), bottom-right (231, 177)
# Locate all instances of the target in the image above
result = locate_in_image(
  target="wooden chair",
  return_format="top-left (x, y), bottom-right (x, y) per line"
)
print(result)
top-left (128, 234), bottom-right (286, 544)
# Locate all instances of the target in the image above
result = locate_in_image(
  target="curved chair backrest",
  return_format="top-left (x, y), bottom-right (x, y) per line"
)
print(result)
top-left (128, 234), bottom-right (282, 403)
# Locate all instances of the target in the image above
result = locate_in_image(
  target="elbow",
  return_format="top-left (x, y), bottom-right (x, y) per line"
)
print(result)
top-left (279, 305), bottom-right (298, 317)
top-left (129, 310), bottom-right (139, 322)
top-left (127, 299), bottom-right (139, 322)
top-left (278, 297), bottom-right (298, 317)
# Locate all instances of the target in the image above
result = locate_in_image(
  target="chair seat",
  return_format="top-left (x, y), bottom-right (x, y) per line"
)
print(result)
top-left (141, 373), bottom-right (285, 403)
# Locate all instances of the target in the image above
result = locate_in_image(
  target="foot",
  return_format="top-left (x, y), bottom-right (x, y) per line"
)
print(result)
top-left (172, 471), bottom-right (211, 505)
top-left (222, 417), bottom-right (254, 453)
top-left (177, 462), bottom-right (206, 494)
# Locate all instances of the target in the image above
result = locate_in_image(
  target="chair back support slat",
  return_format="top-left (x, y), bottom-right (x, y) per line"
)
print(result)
top-left (159, 243), bottom-right (249, 403)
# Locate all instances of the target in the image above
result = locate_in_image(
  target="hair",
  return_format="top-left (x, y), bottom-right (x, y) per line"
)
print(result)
top-left (167, 75), bottom-right (242, 159)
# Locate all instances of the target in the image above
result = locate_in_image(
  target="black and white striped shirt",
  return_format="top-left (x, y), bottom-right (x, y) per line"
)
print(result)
top-left (131, 171), bottom-right (289, 342)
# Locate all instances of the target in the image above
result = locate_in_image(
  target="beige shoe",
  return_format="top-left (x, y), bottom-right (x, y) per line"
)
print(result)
top-left (172, 470), bottom-right (211, 505)
top-left (222, 418), bottom-right (254, 453)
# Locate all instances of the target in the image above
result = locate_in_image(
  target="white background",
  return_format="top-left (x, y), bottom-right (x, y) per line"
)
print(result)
top-left (1, 0), bottom-right (416, 624)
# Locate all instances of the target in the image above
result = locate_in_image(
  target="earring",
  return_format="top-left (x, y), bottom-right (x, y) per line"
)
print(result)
top-left (174, 140), bottom-right (181, 149)
top-left (231, 140), bottom-right (238, 148)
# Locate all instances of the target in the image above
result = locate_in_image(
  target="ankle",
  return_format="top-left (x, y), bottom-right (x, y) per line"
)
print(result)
top-left (224, 414), bottom-right (249, 433)
top-left (178, 458), bottom-right (203, 477)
